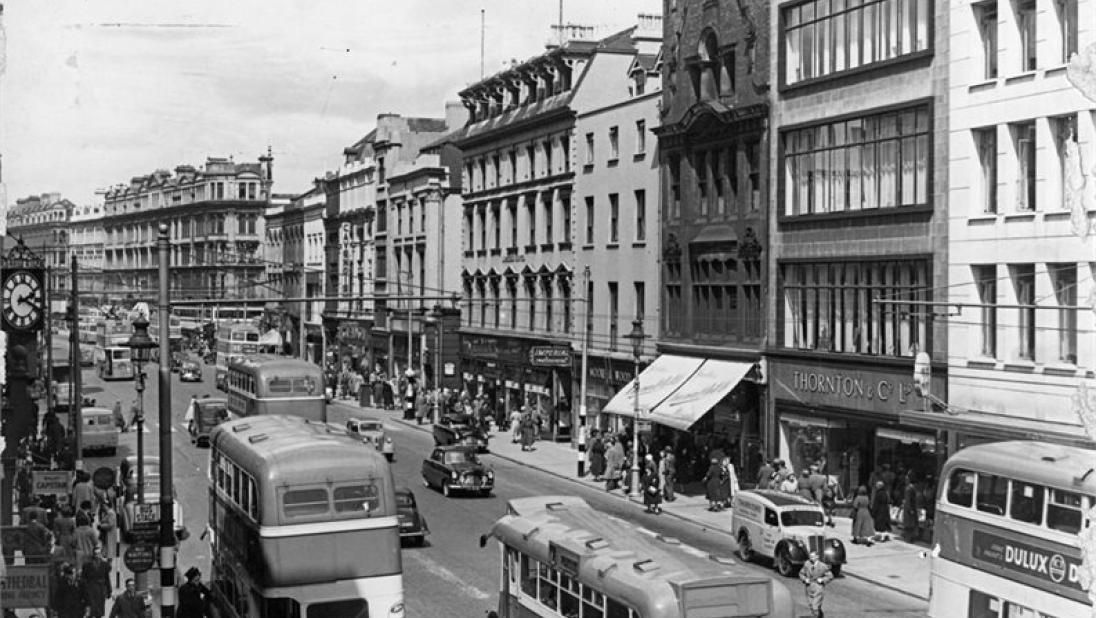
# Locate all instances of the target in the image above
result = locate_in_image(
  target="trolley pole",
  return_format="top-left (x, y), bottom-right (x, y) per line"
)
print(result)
top-left (576, 265), bottom-right (590, 478)
top-left (71, 255), bottom-right (82, 471)
top-left (157, 224), bottom-right (177, 617)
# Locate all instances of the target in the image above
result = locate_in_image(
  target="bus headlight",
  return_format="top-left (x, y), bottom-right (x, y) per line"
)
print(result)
top-left (389, 602), bottom-right (405, 616)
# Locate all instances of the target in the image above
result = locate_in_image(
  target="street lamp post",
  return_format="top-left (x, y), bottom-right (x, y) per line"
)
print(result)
top-left (426, 304), bottom-right (443, 424)
top-left (125, 315), bottom-right (155, 595)
top-left (624, 320), bottom-right (645, 499)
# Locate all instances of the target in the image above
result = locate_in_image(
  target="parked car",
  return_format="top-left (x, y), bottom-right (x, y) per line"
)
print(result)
top-left (188, 397), bottom-right (229, 447)
top-left (179, 359), bottom-right (203, 382)
top-left (433, 420), bottom-right (489, 452)
top-left (346, 417), bottom-right (394, 461)
top-left (731, 489), bottom-right (846, 577)
top-left (115, 455), bottom-right (187, 543)
top-left (395, 486), bottom-right (429, 546)
top-left (421, 445), bottom-right (494, 497)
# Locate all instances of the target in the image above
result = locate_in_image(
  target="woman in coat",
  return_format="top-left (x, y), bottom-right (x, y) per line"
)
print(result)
top-left (851, 485), bottom-right (875, 545)
top-left (52, 505), bottom-right (78, 565)
top-left (520, 413), bottom-right (537, 451)
top-left (702, 457), bottom-right (723, 511)
top-left (588, 430), bottom-right (606, 480)
top-left (604, 438), bottom-right (625, 491)
top-left (642, 463), bottom-right (662, 514)
top-left (870, 480), bottom-right (892, 537)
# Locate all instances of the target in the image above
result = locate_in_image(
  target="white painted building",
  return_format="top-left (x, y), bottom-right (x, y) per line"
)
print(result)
top-left (947, 0), bottom-right (1094, 448)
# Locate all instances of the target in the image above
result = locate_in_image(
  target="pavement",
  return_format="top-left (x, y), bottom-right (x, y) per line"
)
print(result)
top-left (335, 399), bottom-right (933, 602)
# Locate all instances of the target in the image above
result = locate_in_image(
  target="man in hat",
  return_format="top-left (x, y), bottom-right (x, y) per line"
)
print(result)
top-left (659, 446), bottom-right (677, 502)
top-left (108, 579), bottom-right (145, 618)
top-left (177, 566), bottom-right (211, 618)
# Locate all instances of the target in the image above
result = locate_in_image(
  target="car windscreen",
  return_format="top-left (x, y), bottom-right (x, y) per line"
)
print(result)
top-left (780, 509), bottom-right (824, 527)
top-left (199, 404), bottom-right (226, 425)
top-left (360, 422), bottom-right (383, 432)
top-left (444, 451), bottom-right (476, 465)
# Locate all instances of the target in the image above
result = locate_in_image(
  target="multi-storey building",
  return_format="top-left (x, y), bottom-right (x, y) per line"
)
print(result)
top-left (281, 184), bottom-right (326, 364)
top-left (571, 16), bottom-right (663, 433)
top-left (101, 155), bottom-right (272, 303)
top-left (766, 0), bottom-right (948, 495)
top-left (645, 0), bottom-right (771, 477)
top-left (7, 193), bottom-right (75, 314)
top-left (69, 196), bottom-right (107, 303)
top-left (946, 0), bottom-right (1094, 449)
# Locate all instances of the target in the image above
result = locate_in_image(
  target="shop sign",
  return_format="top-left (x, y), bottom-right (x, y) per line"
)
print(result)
top-left (771, 361), bottom-right (922, 416)
top-left (444, 362), bottom-right (456, 376)
top-left (32, 471), bottom-right (72, 498)
top-left (529, 346), bottom-right (572, 367)
top-left (0, 566), bottom-right (50, 608)
top-left (588, 364), bottom-right (634, 386)
top-left (462, 336), bottom-right (529, 364)
top-left (972, 530), bottom-right (1084, 594)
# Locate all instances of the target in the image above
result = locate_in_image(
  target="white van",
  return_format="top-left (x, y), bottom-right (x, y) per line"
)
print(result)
top-left (80, 407), bottom-right (119, 456)
top-left (731, 489), bottom-right (846, 577)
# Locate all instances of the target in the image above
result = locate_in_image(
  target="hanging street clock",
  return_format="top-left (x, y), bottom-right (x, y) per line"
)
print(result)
top-left (1, 268), bottom-right (45, 332)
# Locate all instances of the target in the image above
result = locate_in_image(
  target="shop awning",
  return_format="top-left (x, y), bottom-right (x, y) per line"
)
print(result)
top-left (602, 355), bottom-right (754, 431)
top-left (897, 409), bottom-right (1096, 450)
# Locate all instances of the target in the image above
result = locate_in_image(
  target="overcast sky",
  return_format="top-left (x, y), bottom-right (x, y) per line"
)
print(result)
top-left (2, 0), bottom-right (659, 206)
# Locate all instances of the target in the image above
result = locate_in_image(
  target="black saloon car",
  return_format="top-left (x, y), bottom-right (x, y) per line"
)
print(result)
top-left (421, 445), bottom-right (494, 497)
top-left (432, 419), bottom-right (489, 452)
top-left (395, 486), bottom-right (429, 546)
top-left (188, 397), bottom-right (229, 447)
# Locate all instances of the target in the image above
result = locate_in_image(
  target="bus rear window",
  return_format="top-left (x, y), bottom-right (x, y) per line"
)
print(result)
top-left (333, 484), bottom-right (378, 514)
top-left (975, 473), bottom-right (1007, 516)
top-left (946, 469), bottom-right (975, 507)
top-left (283, 488), bottom-right (329, 518)
top-left (307, 600), bottom-right (367, 618)
top-left (1047, 489), bottom-right (1084, 534)
top-left (1008, 481), bottom-right (1044, 525)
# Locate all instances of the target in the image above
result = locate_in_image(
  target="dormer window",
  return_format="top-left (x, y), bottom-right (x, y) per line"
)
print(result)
top-left (632, 70), bottom-right (646, 96)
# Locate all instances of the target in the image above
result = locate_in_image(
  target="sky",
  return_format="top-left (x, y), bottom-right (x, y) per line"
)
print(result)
top-left (1, 0), bottom-right (659, 206)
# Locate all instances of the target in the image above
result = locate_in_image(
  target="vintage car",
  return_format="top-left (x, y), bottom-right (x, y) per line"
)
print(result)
top-left (115, 456), bottom-right (188, 543)
top-left (346, 417), bottom-right (394, 461)
top-left (731, 489), bottom-right (846, 577)
top-left (179, 359), bottom-right (203, 382)
top-left (421, 445), bottom-right (494, 497)
top-left (188, 397), bottom-right (229, 447)
top-left (433, 418), bottom-right (489, 452)
top-left (395, 486), bottom-right (429, 546)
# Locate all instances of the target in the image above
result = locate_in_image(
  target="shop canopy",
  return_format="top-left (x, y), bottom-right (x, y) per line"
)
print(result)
top-left (898, 409), bottom-right (1096, 450)
top-left (601, 355), bottom-right (754, 431)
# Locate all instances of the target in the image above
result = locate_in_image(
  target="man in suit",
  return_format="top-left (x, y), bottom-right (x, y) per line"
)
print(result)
top-left (659, 446), bottom-right (677, 502)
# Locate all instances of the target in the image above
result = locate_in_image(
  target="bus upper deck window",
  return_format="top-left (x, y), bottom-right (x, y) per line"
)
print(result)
top-left (946, 469), bottom-right (975, 507)
top-left (976, 473), bottom-right (1008, 516)
top-left (1046, 489), bottom-right (1085, 534)
top-left (1008, 481), bottom-right (1044, 525)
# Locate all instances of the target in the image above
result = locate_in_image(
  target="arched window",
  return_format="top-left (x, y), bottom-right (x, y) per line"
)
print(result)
top-left (697, 31), bottom-right (720, 100)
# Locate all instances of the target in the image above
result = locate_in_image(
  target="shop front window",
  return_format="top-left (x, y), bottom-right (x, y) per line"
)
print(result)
top-left (782, 421), bottom-right (827, 477)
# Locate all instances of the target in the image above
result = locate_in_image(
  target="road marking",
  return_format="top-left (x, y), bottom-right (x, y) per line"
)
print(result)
top-left (403, 551), bottom-right (490, 600)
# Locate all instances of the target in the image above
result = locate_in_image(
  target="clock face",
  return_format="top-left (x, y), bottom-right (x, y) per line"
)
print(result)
top-left (2, 270), bottom-right (43, 331)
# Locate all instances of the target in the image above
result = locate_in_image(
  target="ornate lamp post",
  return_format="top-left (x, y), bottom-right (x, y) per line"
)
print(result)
top-left (125, 314), bottom-right (155, 594)
top-left (624, 320), bottom-right (645, 499)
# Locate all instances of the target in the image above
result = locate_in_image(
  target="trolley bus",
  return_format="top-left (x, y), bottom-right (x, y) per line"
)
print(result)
top-left (208, 415), bottom-right (404, 618)
top-left (929, 441), bottom-right (1095, 618)
top-left (481, 496), bottom-right (796, 617)
top-left (225, 355), bottom-right (326, 422)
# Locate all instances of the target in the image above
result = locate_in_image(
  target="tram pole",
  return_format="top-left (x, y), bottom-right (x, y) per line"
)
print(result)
top-left (157, 223), bottom-right (177, 617)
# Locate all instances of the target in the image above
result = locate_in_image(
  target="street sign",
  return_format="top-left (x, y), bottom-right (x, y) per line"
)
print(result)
top-left (0, 565), bottom-right (50, 608)
top-left (31, 470), bottom-right (72, 498)
top-left (529, 346), bottom-right (572, 367)
top-left (123, 543), bottom-right (156, 573)
top-left (134, 503), bottom-right (161, 525)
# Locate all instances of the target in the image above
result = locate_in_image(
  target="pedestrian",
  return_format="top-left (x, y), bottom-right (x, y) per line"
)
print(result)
top-left (756, 458), bottom-right (774, 490)
top-left (23, 510), bottom-right (53, 565)
top-left (51, 505), bottom-right (77, 566)
top-left (588, 430), bottom-right (605, 480)
top-left (870, 480), bottom-right (892, 540)
top-left (798, 551), bottom-right (834, 618)
top-left (604, 437), bottom-right (624, 491)
top-left (112, 400), bottom-right (126, 432)
top-left (850, 486), bottom-right (875, 546)
top-left (642, 464), bottom-right (662, 514)
top-left (73, 516), bottom-right (100, 569)
top-left (659, 446), bottom-right (676, 502)
top-left (178, 566), bottom-right (212, 618)
top-left (807, 466), bottom-right (828, 503)
top-left (108, 579), bottom-right (147, 618)
top-left (901, 471), bottom-right (920, 543)
top-left (820, 481), bottom-right (837, 528)
top-left (520, 411), bottom-right (537, 452)
top-left (509, 408), bottom-right (523, 443)
top-left (702, 457), bottom-right (722, 511)
top-left (128, 398), bottom-right (141, 432)
top-left (81, 546), bottom-right (112, 618)
top-left (798, 469), bottom-right (815, 501)
top-left (52, 562), bottom-right (88, 618)
top-left (185, 395), bottom-right (199, 434)
top-left (779, 471), bottom-right (799, 495)
top-left (719, 456), bottom-right (738, 508)
top-left (97, 503), bottom-right (118, 565)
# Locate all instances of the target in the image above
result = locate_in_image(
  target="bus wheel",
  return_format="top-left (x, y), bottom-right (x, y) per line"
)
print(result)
top-left (830, 564), bottom-right (842, 577)
top-left (774, 547), bottom-right (796, 577)
top-left (737, 532), bottom-right (754, 562)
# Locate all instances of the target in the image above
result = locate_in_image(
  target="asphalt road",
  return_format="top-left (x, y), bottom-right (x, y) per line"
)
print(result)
top-left (78, 360), bottom-right (928, 617)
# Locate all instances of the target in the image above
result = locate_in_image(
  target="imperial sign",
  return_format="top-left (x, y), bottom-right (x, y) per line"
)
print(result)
top-left (528, 346), bottom-right (572, 367)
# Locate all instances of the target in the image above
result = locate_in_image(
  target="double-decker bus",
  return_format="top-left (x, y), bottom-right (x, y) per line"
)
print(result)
top-left (482, 496), bottom-right (796, 617)
top-left (172, 305), bottom-right (212, 332)
top-left (208, 415), bottom-right (404, 618)
top-left (94, 319), bottom-right (134, 380)
top-left (224, 355), bottom-right (326, 422)
top-left (149, 314), bottom-right (184, 367)
top-left (930, 441), bottom-right (1095, 618)
top-left (212, 305), bottom-right (264, 324)
top-left (214, 322), bottom-right (262, 389)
